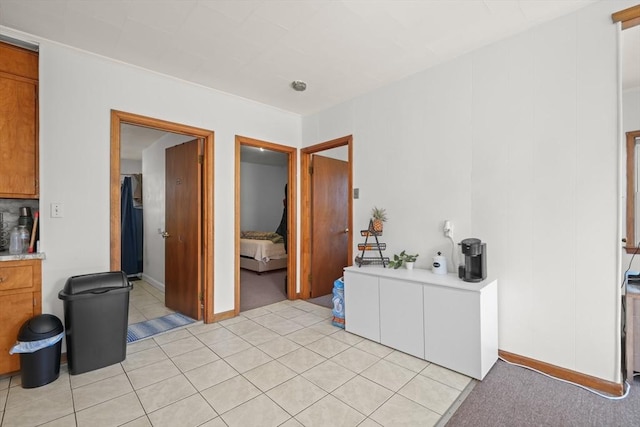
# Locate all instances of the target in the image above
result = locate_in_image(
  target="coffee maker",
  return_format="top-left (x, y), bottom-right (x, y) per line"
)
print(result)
top-left (458, 238), bottom-right (486, 282)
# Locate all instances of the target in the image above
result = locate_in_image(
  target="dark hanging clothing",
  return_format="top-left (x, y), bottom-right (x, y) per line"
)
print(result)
top-left (275, 184), bottom-right (287, 253)
top-left (121, 177), bottom-right (143, 275)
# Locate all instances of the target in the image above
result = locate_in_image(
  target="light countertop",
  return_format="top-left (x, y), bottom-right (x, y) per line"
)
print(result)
top-left (0, 252), bottom-right (46, 262)
top-left (344, 265), bottom-right (496, 292)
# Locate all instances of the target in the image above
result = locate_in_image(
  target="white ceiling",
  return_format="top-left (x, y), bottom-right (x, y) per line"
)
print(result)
top-left (1, 0), bottom-right (622, 116)
top-left (120, 124), bottom-right (171, 160)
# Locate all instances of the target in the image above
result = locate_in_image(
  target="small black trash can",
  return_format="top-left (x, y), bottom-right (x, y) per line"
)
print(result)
top-left (58, 271), bottom-right (132, 375)
top-left (17, 314), bottom-right (64, 388)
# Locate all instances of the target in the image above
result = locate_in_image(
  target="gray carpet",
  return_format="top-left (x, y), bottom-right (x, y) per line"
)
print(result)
top-left (308, 293), bottom-right (333, 309)
top-left (240, 268), bottom-right (287, 312)
top-left (445, 360), bottom-right (640, 426)
top-left (239, 268), bottom-right (334, 312)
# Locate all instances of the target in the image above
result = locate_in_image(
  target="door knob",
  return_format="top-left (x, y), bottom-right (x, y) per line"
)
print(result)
top-left (160, 231), bottom-right (170, 238)
top-left (344, 228), bottom-right (349, 233)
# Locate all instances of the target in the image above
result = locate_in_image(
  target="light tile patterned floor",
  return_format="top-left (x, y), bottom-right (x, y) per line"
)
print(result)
top-left (0, 299), bottom-right (471, 427)
top-left (127, 280), bottom-right (175, 325)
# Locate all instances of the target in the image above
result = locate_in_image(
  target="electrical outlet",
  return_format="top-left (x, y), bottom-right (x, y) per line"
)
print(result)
top-left (443, 220), bottom-right (452, 237)
top-left (51, 202), bottom-right (64, 218)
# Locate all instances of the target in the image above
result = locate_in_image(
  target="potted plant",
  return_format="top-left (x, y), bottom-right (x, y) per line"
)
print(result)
top-left (388, 250), bottom-right (419, 269)
top-left (371, 206), bottom-right (387, 233)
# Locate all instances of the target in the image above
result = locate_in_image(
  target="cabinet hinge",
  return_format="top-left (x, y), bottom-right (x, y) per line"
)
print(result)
top-left (308, 166), bottom-right (313, 174)
top-left (198, 155), bottom-right (204, 164)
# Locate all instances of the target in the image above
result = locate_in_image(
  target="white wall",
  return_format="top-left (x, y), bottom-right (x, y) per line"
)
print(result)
top-left (31, 40), bottom-right (300, 328)
top-left (120, 159), bottom-right (141, 176)
top-left (141, 133), bottom-right (193, 289)
top-left (318, 146), bottom-right (348, 162)
top-left (302, 1), bottom-right (624, 382)
top-left (240, 162), bottom-right (287, 232)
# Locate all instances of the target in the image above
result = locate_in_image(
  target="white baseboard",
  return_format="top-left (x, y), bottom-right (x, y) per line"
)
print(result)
top-left (141, 273), bottom-right (165, 292)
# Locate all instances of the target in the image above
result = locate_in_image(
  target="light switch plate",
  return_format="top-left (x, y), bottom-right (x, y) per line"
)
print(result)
top-left (51, 202), bottom-right (64, 218)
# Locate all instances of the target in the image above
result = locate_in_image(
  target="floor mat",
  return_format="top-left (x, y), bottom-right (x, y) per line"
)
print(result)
top-left (127, 312), bottom-right (195, 343)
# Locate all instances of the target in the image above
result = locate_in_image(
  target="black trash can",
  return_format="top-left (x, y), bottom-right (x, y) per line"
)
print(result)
top-left (58, 271), bottom-right (132, 375)
top-left (17, 314), bottom-right (64, 388)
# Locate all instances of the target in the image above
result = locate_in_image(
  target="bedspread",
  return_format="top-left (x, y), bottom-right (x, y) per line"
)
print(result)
top-left (240, 238), bottom-right (286, 262)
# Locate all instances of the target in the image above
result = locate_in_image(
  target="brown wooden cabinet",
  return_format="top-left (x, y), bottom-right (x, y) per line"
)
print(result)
top-left (0, 42), bottom-right (39, 198)
top-left (626, 291), bottom-right (640, 380)
top-left (0, 259), bottom-right (42, 374)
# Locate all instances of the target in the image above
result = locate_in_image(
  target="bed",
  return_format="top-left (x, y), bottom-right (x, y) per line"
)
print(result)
top-left (240, 231), bottom-right (287, 273)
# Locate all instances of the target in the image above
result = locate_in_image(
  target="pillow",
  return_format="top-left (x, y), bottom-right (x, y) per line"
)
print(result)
top-left (241, 231), bottom-right (284, 243)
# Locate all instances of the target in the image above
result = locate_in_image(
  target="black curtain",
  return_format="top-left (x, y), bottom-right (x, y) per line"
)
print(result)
top-left (275, 184), bottom-right (287, 252)
top-left (121, 177), bottom-right (143, 275)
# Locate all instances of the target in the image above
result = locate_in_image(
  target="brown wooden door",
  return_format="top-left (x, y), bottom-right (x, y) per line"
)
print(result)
top-left (165, 140), bottom-right (202, 320)
top-left (310, 155), bottom-right (349, 297)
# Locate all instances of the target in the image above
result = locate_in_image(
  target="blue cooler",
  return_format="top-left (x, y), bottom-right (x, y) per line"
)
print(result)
top-left (332, 277), bottom-right (345, 328)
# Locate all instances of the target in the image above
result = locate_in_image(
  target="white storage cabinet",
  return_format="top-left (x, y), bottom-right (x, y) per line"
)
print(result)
top-left (343, 266), bottom-right (498, 380)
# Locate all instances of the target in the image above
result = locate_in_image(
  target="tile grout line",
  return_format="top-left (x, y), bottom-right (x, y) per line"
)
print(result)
top-left (212, 314), bottom-right (425, 425)
top-left (160, 326), bottom-right (222, 424)
top-left (121, 351), bottom-right (158, 423)
top-left (2, 298), bottom-right (467, 427)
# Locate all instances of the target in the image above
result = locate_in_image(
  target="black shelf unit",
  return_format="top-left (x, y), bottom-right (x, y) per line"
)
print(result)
top-left (355, 220), bottom-right (389, 267)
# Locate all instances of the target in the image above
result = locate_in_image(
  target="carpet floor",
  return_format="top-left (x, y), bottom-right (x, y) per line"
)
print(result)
top-left (239, 269), bottom-right (334, 311)
top-left (308, 293), bottom-right (333, 309)
top-left (445, 359), bottom-right (640, 426)
top-left (240, 268), bottom-right (287, 312)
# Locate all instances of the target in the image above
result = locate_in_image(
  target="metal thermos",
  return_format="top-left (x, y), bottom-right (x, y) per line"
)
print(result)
top-left (18, 207), bottom-right (33, 232)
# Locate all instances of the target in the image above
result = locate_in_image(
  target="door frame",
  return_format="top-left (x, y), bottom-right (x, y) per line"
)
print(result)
top-left (300, 135), bottom-right (353, 299)
top-left (110, 110), bottom-right (215, 323)
top-left (235, 136), bottom-right (297, 314)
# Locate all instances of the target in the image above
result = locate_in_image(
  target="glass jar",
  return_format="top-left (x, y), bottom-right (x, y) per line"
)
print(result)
top-left (18, 225), bottom-right (30, 253)
top-left (9, 227), bottom-right (22, 254)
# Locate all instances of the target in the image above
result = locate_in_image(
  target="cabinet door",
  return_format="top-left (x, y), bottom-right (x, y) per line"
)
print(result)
top-left (424, 286), bottom-right (481, 379)
top-left (0, 292), bottom-right (35, 374)
top-left (631, 297), bottom-right (640, 372)
top-left (0, 74), bottom-right (38, 197)
top-left (380, 278), bottom-right (424, 358)
top-left (344, 271), bottom-right (380, 342)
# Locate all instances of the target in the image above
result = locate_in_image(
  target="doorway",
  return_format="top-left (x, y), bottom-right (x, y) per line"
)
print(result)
top-left (300, 136), bottom-right (353, 300)
top-left (120, 125), bottom-right (197, 323)
top-left (110, 110), bottom-right (215, 323)
top-left (234, 135), bottom-right (297, 315)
